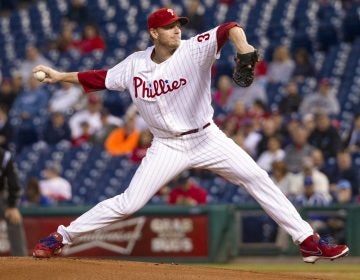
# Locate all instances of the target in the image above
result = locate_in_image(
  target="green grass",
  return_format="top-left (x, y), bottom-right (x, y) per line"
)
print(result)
top-left (199, 262), bottom-right (360, 280)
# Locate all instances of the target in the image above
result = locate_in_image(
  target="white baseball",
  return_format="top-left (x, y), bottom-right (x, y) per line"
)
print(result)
top-left (34, 71), bottom-right (46, 81)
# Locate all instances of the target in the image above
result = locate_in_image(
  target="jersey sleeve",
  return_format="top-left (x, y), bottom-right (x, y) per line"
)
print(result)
top-left (78, 70), bottom-right (107, 93)
top-left (188, 22), bottom-right (240, 69)
top-left (105, 54), bottom-right (134, 91)
top-left (188, 27), bottom-right (219, 69)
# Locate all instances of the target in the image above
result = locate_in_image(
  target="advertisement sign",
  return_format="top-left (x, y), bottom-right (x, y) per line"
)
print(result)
top-left (23, 215), bottom-right (208, 257)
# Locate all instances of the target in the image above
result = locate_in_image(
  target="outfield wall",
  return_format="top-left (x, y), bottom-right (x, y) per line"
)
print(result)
top-left (1, 205), bottom-right (358, 260)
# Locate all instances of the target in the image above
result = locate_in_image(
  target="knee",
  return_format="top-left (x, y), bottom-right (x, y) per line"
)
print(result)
top-left (242, 166), bottom-right (270, 184)
top-left (99, 194), bottom-right (141, 216)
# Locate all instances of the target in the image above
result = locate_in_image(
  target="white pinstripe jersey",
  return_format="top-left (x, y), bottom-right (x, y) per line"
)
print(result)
top-left (105, 27), bottom-right (220, 138)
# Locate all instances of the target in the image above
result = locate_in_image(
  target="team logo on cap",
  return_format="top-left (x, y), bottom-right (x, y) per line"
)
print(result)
top-left (167, 9), bottom-right (174, 15)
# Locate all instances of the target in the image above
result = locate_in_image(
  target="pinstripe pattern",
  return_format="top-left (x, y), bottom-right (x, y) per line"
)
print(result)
top-left (58, 27), bottom-right (314, 245)
top-left (59, 123), bottom-right (313, 244)
top-left (105, 28), bottom-right (219, 138)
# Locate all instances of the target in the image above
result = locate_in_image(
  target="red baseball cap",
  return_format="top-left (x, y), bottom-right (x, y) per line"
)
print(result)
top-left (147, 8), bottom-right (189, 30)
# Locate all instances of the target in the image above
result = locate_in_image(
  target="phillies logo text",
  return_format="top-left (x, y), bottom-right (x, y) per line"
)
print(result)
top-left (133, 76), bottom-right (187, 98)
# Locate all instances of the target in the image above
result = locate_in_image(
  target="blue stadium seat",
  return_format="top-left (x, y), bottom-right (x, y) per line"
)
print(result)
top-left (5, 0), bottom-right (360, 206)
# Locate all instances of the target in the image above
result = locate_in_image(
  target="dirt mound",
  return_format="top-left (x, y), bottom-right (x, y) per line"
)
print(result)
top-left (1, 257), bottom-right (323, 280)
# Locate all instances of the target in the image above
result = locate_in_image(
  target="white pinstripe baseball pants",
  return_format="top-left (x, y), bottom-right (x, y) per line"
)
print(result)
top-left (58, 123), bottom-right (313, 244)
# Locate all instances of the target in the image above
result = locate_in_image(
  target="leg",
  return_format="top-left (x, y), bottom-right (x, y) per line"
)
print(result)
top-left (6, 220), bottom-right (28, 256)
top-left (0, 201), bottom-right (27, 256)
top-left (192, 127), bottom-right (348, 263)
top-left (191, 126), bottom-right (313, 243)
top-left (58, 139), bottom-right (189, 244)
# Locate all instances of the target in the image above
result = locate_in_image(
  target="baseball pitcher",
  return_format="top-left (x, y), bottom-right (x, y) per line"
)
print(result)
top-left (32, 8), bottom-right (348, 263)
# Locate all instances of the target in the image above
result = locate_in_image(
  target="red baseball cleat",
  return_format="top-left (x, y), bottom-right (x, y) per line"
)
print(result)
top-left (33, 232), bottom-right (64, 258)
top-left (300, 233), bottom-right (349, 263)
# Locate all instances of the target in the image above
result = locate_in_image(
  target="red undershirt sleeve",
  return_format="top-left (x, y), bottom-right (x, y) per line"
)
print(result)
top-left (77, 69), bottom-right (108, 93)
top-left (216, 22), bottom-right (240, 52)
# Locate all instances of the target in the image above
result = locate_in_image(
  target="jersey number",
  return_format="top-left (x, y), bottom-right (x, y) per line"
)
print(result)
top-left (197, 33), bottom-right (210, 42)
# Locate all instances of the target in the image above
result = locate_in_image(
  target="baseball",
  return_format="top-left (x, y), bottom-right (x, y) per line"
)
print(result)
top-left (34, 70), bottom-right (46, 81)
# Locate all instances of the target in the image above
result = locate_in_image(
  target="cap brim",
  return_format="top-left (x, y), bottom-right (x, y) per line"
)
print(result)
top-left (177, 17), bottom-right (189, 26)
top-left (160, 17), bottom-right (189, 28)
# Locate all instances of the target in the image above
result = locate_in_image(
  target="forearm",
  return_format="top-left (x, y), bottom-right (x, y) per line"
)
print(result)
top-left (228, 27), bottom-right (255, 54)
top-left (33, 64), bottom-right (80, 84)
top-left (57, 72), bottom-right (80, 84)
top-left (33, 64), bottom-right (107, 92)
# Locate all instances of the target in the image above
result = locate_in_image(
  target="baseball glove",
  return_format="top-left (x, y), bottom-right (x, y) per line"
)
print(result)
top-left (232, 49), bottom-right (259, 87)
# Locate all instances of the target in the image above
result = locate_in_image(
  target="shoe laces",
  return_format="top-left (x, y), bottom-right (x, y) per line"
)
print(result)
top-left (318, 237), bottom-right (337, 248)
top-left (40, 236), bottom-right (62, 249)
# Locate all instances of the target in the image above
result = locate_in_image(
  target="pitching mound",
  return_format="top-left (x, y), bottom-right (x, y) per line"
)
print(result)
top-left (1, 257), bottom-right (323, 280)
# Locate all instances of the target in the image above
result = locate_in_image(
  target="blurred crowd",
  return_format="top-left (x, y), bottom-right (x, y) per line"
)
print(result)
top-left (0, 0), bottom-right (359, 208)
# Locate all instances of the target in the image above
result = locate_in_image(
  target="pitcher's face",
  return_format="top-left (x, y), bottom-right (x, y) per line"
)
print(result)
top-left (152, 21), bottom-right (182, 49)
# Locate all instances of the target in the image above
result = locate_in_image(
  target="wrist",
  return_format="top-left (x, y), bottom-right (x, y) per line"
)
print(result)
top-left (57, 72), bottom-right (67, 82)
top-left (237, 44), bottom-right (255, 54)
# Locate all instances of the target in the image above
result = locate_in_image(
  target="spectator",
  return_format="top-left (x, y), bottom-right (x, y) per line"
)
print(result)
top-left (11, 76), bottom-right (49, 151)
top-left (21, 177), bottom-right (54, 207)
top-left (130, 129), bottom-right (153, 164)
top-left (71, 121), bottom-right (91, 147)
top-left (292, 158), bottom-right (331, 202)
top-left (331, 179), bottom-right (352, 204)
top-left (218, 100), bottom-right (248, 130)
top-left (284, 126), bottom-right (314, 173)
top-left (310, 148), bottom-right (331, 177)
top-left (11, 76), bottom-right (49, 120)
top-left (291, 48), bottom-right (317, 82)
top-left (257, 136), bottom-right (285, 173)
top-left (256, 117), bottom-right (281, 158)
top-left (294, 174), bottom-right (332, 238)
top-left (279, 81), bottom-right (302, 115)
top-left (299, 78), bottom-right (340, 116)
top-left (229, 81), bottom-right (267, 110)
top-left (241, 118), bottom-right (262, 158)
top-left (0, 106), bottom-right (11, 149)
top-left (0, 78), bottom-right (18, 112)
top-left (43, 112), bottom-right (71, 145)
top-left (183, 0), bottom-right (205, 33)
top-left (212, 75), bottom-right (238, 112)
top-left (69, 94), bottom-right (102, 139)
top-left (168, 171), bottom-right (207, 205)
top-left (346, 114), bottom-right (360, 153)
top-left (73, 23), bottom-right (106, 54)
top-left (280, 113), bottom-right (302, 147)
top-left (247, 99), bottom-right (268, 130)
top-left (19, 46), bottom-right (53, 86)
top-left (308, 112), bottom-right (342, 160)
top-left (266, 45), bottom-right (295, 84)
top-left (49, 82), bottom-right (82, 114)
top-left (294, 176), bottom-right (330, 206)
top-left (151, 185), bottom-right (172, 205)
top-left (270, 161), bottom-right (297, 200)
top-left (64, 0), bottom-right (90, 27)
top-left (90, 108), bottom-right (119, 145)
top-left (105, 115), bottom-right (140, 156)
top-left (328, 149), bottom-right (359, 199)
top-left (302, 113), bottom-right (316, 136)
top-left (0, 147), bottom-right (27, 256)
top-left (221, 115), bottom-right (239, 137)
top-left (10, 71), bottom-right (24, 100)
top-left (39, 165), bottom-right (72, 202)
top-left (125, 104), bottom-right (148, 132)
top-left (52, 25), bottom-right (77, 53)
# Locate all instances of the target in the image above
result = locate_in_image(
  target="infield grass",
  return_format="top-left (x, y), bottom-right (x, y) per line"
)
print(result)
top-left (203, 259), bottom-right (360, 280)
